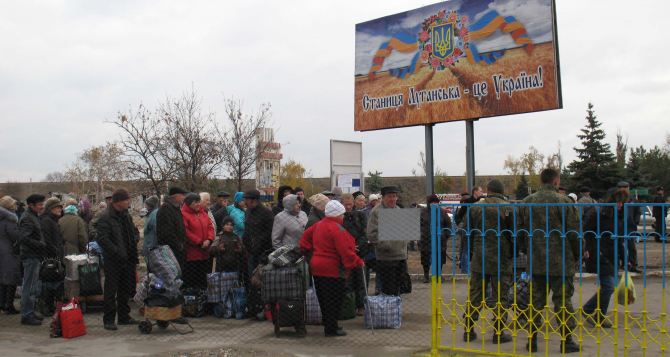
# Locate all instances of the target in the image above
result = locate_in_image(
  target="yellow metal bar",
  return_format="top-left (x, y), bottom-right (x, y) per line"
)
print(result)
top-left (431, 274), bottom-right (438, 357)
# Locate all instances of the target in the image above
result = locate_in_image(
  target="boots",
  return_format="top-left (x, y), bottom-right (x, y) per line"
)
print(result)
top-left (1, 285), bottom-right (18, 315)
top-left (463, 317), bottom-right (477, 342)
top-left (422, 267), bottom-right (430, 284)
top-left (561, 336), bottom-right (580, 353)
top-left (526, 335), bottom-right (538, 353)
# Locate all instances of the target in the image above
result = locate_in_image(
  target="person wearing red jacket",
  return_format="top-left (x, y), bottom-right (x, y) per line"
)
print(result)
top-left (181, 193), bottom-right (214, 290)
top-left (300, 200), bottom-right (364, 337)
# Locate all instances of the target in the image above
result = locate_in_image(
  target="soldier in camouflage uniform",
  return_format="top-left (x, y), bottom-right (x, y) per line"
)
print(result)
top-left (519, 168), bottom-right (581, 353)
top-left (464, 180), bottom-right (514, 344)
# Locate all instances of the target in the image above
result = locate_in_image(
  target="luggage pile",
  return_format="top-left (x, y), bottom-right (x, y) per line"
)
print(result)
top-left (63, 252), bottom-right (103, 313)
top-left (261, 248), bottom-right (307, 337)
top-left (135, 245), bottom-right (192, 335)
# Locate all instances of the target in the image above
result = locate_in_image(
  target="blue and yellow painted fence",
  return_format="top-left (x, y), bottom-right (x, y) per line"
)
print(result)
top-left (430, 202), bottom-right (668, 356)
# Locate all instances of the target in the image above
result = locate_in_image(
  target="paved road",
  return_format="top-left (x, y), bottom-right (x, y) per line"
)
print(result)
top-left (2, 274), bottom-right (667, 357)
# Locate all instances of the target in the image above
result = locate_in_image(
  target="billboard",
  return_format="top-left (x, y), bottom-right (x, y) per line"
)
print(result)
top-left (354, 0), bottom-right (561, 131)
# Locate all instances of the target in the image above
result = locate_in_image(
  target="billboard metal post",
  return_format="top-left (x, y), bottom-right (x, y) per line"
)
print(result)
top-left (465, 120), bottom-right (476, 193)
top-left (425, 124), bottom-right (434, 195)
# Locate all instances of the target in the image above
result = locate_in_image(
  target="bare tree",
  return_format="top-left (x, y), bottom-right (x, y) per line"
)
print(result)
top-left (79, 143), bottom-right (126, 201)
top-left (159, 89), bottom-right (224, 191)
top-left (219, 98), bottom-right (272, 191)
top-left (44, 171), bottom-right (67, 182)
top-left (109, 104), bottom-right (176, 196)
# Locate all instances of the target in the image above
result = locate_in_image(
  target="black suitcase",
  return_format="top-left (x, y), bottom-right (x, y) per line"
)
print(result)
top-left (272, 299), bottom-right (305, 338)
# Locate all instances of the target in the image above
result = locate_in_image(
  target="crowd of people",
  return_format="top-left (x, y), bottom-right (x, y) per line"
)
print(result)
top-left (0, 170), bottom-right (666, 348)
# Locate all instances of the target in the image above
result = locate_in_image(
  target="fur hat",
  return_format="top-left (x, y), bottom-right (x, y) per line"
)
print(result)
top-left (112, 188), bottom-right (131, 203)
top-left (26, 194), bottom-right (46, 205)
top-left (309, 193), bottom-right (330, 211)
top-left (0, 196), bottom-right (17, 210)
top-left (325, 200), bottom-right (345, 217)
top-left (169, 186), bottom-right (188, 196)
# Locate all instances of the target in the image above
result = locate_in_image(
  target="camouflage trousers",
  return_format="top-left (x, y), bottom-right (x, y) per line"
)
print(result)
top-left (464, 272), bottom-right (512, 332)
top-left (529, 275), bottom-right (576, 337)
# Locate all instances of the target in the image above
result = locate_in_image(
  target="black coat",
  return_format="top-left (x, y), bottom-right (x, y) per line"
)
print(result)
top-left (212, 204), bottom-right (229, 233)
top-left (243, 204), bottom-right (274, 256)
top-left (18, 208), bottom-right (46, 260)
top-left (156, 198), bottom-right (186, 265)
top-left (420, 207), bottom-right (451, 255)
top-left (343, 210), bottom-right (368, 257)
top-left (584, 205), bottom-right (634, 277)
top-left (96, 207), bottom-right (139, 264)
top-left (40, 212), bottom-right (64, 259)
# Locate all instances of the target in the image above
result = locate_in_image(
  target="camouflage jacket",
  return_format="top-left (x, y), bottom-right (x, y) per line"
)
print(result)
top-left (519, 184), bottom-right (580, 277)
top-left (468, 193), bottom-right (514, 274)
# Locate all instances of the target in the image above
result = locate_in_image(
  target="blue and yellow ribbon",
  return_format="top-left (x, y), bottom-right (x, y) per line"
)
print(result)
top-left (465, 10), bottom-right (534, 65)
top-left (368, 32), bottom-right (422, 79)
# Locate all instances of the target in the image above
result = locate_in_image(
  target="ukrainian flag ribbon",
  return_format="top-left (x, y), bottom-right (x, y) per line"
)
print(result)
top-left (465, 10), bottom-right (534, 65)
top-left (368, 32), bottom-right (422, 80)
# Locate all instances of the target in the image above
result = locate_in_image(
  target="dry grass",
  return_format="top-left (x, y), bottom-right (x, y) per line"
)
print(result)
top-left (354, 43), bottom-right (558, 131)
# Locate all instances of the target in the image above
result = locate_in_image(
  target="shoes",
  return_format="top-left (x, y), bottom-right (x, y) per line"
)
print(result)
top-left (33, 312), bottom-right (44, 321)
top-left (492, 332), bottom-right (512, 344)
top-left (172, 317), bottom-right (189, 324)
top-left (463, 330), bottom-right (477, 342)
top-left (561, 338), bottom-right (580, 353)
top-left (356, 308), bottom-right (365, 316)
top-left (21, 316), bottom-right (42, 326)
top-left (526, 336), bottom-right (538, 352)
top-left (118, 318), bottom-right (139, 325)
top-left (422, 273), bottom-right (430, 284)
top-left (325, 329), bottom-right (347, 337)
top-left (103, 323), bottom-right (118, 331)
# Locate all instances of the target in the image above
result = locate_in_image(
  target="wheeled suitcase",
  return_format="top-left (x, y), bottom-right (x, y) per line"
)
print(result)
top-left (272, 299), bottom-right (306, 337)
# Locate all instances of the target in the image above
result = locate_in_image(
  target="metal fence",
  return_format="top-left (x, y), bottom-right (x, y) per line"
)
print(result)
top-left (430, 202), bottom-right (669, 357)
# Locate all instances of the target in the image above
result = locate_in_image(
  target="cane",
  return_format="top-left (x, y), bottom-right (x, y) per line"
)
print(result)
top-left (362, 265), bottom-right (374, 334)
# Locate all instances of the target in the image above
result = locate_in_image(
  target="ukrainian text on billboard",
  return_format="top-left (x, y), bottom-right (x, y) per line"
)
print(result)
top-left (354, 0), bottom-right (561, 131)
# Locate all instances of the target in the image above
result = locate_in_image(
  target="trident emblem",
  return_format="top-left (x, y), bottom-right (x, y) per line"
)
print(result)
top-left (431, 23), bottom-right (454, 59)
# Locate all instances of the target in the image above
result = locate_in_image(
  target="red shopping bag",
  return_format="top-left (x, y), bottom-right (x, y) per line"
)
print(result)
top-left (59, 298), bottom-right (87, 339)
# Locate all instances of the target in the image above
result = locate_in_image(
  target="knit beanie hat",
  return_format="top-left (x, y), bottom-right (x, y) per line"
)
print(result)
top-left (234, 192), bottom-right (244, 204)
top-left (112, 188), bottom-right (131, 203)
top-left (184, 193), bottom-right (201, 206)
top-left (308, 193), bottom-right (330, 211)
top-left (64, 205), bottom-right (78, 215)
top-left (325, 200), bottom-right (346, 217)
top-left (44, 197), bottom-right (63, 212)
top-left (144, 195), bottom-right (160, 210)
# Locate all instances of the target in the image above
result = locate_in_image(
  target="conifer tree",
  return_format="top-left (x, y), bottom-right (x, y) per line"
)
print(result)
top-left (567, 102), bottom-right (619, 196)
top-left (515, 174), bottom-right (530, 200)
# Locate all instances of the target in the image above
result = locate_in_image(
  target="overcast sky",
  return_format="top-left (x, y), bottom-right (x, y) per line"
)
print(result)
top-left (1, 0), bottom-right (668, 182)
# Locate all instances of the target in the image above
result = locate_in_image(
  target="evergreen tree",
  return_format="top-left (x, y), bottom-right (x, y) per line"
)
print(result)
top-left (567, 102), bottom-right (619, 197)
top-left (515, 174), bottom-right (530, 200)
top-left (367, 170), bottom-right (383, 193)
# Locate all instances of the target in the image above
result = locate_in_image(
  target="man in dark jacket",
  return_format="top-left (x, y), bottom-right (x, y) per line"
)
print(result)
top-left (420, 194), bottom-right (451, 284)
top-left (39, 197), bottom-right (65, 315)
top-left (243, 189), bottom-right (274, 318)
top-left (272, 185), bottom-right (293, 216)
top-left (294, 187), bottom-right (312, 216)
top-left (341, 193), bottom-right (368, 315)
top-left (652, 186), bottom-right (667, 242)
top-left (97, 189), bottom-right (139, 331)
top-left (212, 191), bottom-right (230, 233)
top-left (156, 187), bottom-right (187, 269)
top-left (18, 194), bottom-right (47, 325)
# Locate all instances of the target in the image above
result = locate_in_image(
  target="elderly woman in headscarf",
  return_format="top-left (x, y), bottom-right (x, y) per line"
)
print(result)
top-left (59, 203), bottom-right (88, 255)
top-left (227, 192), bottom-right (246, 238)
top-left (300, 200), bottom-right (364, 337)
top-left (306, 193), bottom-right (329, 229)
top-left (271, 194), bottom-right (308, 250)
top-left (0, 196), bottom-right (21, 314)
